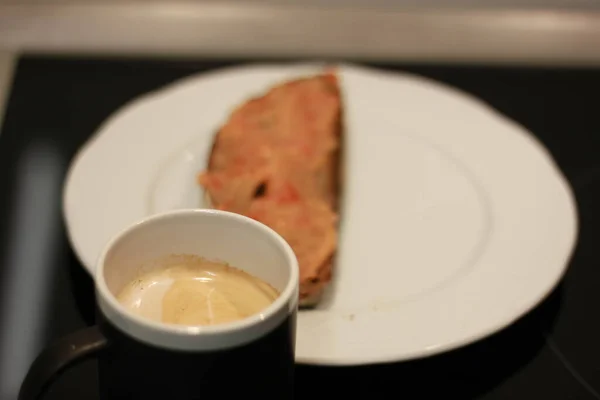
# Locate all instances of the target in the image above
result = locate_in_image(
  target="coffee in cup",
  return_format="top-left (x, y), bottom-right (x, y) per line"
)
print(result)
top-left (117, 255), bottom-right (280, 326)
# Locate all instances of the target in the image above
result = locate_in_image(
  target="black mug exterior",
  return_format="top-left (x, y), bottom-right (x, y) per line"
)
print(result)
top-left (18, 308), bottom-right (296, 400)
top-left (98, 308), bottom-right (296, 399)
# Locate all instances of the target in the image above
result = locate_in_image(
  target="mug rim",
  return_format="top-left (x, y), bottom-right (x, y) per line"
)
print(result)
top-left (95, 208), bottom-right (299, 348)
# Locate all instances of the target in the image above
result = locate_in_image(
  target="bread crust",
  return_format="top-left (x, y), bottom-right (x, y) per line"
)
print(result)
top-left (299, 81), bottom-right (343, 307)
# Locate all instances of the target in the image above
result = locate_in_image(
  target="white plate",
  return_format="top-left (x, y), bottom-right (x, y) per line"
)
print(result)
top-left (63, 63), bottom-right (577, 365)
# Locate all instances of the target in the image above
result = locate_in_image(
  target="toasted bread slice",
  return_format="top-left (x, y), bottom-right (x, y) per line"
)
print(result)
top-left (199, 71), bottom-right (341, 306)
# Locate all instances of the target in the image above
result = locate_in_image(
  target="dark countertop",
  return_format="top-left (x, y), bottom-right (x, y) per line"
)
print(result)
top-left (1, 56), bottom-right (599, 399)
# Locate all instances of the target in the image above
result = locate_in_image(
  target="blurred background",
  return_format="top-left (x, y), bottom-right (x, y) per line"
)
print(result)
top-left (0, 0), bottom-right (600, 64)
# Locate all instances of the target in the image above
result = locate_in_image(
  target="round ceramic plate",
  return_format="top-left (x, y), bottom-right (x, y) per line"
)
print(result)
top-left (63, 63), bottom-right (577, 365)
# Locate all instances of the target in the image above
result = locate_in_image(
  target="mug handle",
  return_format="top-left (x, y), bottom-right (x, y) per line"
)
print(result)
top-left (18, 325), bottom-right (108, 400)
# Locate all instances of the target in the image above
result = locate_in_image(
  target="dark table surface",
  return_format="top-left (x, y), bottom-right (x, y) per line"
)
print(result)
top-left (1, 55), bottom-right (600, 399)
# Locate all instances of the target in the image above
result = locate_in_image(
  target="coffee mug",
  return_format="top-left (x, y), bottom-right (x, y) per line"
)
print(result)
top-left (19, 209), bottom-right (299, 400)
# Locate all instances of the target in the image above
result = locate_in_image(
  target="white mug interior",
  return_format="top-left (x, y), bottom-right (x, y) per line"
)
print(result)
top-left (95, 209), bottom-right (299, 351)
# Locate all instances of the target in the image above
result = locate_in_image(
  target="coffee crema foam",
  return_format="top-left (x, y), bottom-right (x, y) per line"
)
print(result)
top-left (116, 258), bottom-right (280, 326)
